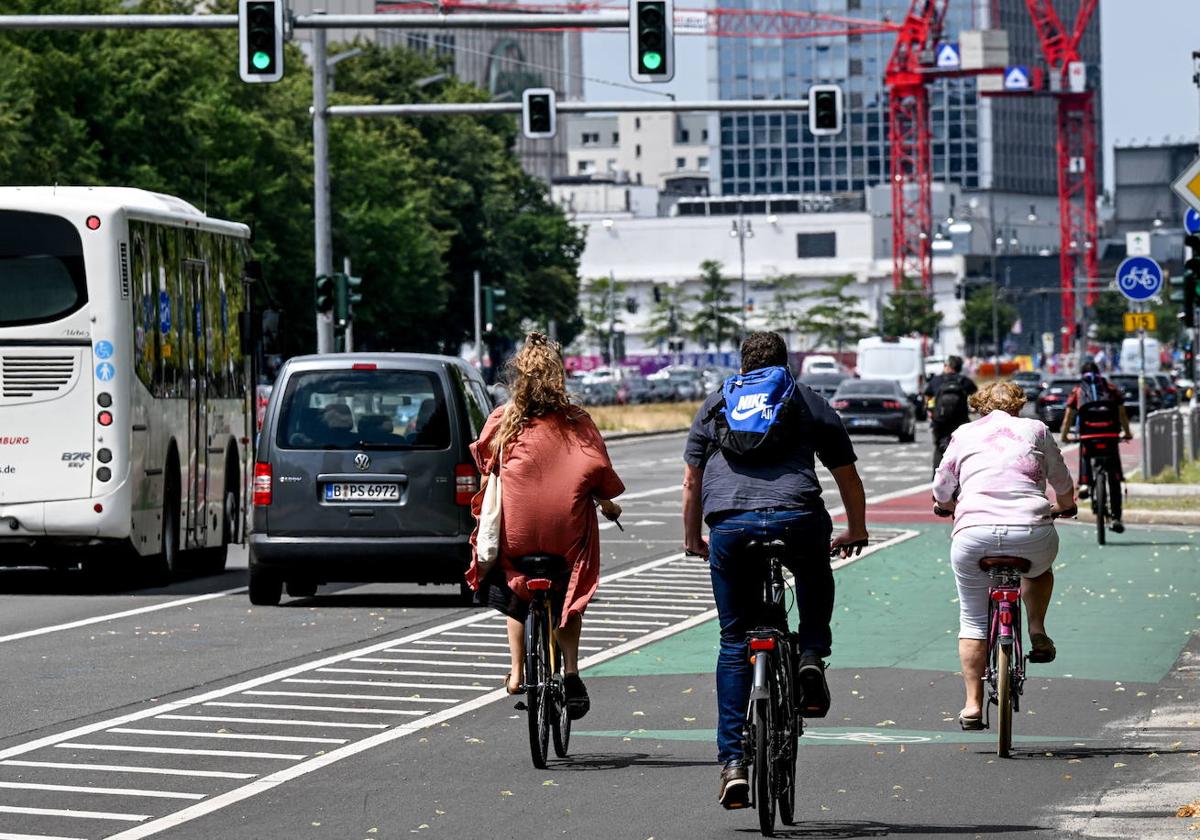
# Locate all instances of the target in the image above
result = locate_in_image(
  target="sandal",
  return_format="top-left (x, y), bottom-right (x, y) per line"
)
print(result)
top-left (1028, 633), bottom-right (1056, 663)
top-left (502, 673), bottom-right (522, 695)
top-left (562, 672), bottom-right (590, 720)
top-left (958, 713), bottom-right (985, 731)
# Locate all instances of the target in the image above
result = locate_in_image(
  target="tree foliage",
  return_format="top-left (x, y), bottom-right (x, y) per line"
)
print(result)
top-left (960, 283), bottom-right (1018, 355)
top-left (774, 274), bottom-right (871, 353)
top-left (644, 284), bottom-right (688, 348)
top-left (687, 260), bottom-right (741, 351)
top-left (882, 276), bottom-right (944, 339)
top-left (578, 276), bottom-right (624, 360)
top-left (0, 0), bottom-right (583, 355)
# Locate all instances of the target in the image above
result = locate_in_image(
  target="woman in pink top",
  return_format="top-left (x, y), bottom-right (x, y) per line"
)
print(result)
top-left (932, 381), bottom-right (1075, 730)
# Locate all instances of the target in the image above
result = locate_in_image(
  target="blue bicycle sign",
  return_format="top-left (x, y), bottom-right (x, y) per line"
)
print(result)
top-left (1115, 256), bottom-right (1163, 302)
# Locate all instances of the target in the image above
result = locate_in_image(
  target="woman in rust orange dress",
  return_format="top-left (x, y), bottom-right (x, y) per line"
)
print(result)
top-left (466, 333), bottom-right (624, 719)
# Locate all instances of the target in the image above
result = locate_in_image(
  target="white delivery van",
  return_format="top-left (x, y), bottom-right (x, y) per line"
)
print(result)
top-left (1119, 337), bottom-right (1160, 374)
top-left (856, 336), bottom-right (926, 417)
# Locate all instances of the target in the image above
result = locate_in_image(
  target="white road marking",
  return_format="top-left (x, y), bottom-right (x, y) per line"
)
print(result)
top-left (0, 760), bottom-right (255, 780)
top-left (589, 603), bottom-right (707, 614)
top-left (0, 587), bottom-right (248, 646)
top-left (318, 666), bottom-right (497, 678)
top-left (282, 678), bottom-right (488, 692)
top-left (325, 661), bottom-right (508, 672)
top-left (55, 743), bottom-right (305, 761)
top-left (0, 781), bottom-right (204, 801)
top-left (409, 639), bottom-right (508, 649)
top-left (0, 832), bottom-right (88, 840)
top-left (439, 631), bottom-right (506, 639)
top-left (245, 690), bottom-right (455, 706)
top-left (204, 702), bottom-right (424, 717)
top-left (156, 715), bottom-right (387, 730)
top-left (106, 728), bottom-right (347, 745)
top-left (0, 804), bottom-right (150, 822)
top-left (370, 649), bottom-right (509, 658)
top-left (584, 618), bottom-right (669, 627)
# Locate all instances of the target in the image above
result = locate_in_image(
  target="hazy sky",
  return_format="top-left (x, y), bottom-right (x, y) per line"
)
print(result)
top-left (581, 1), bottom-right (1200, 195)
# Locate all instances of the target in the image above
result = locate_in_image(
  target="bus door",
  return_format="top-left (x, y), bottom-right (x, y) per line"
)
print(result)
top-left (184, 259), bottom-right (209, 550)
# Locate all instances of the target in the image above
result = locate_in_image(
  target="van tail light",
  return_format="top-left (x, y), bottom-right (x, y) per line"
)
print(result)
top-left (253, 462), bottom-right (272, 506)
top-left (455, 464), bottom-right (479, 506)
top-left (882, 400), bottom-right (903, 410)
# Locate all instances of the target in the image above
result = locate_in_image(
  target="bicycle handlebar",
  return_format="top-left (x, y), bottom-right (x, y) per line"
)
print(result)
top-left (1051, 505), bottom-right (1078, 520)
top-left (933, 504), bottom-right (953, 518)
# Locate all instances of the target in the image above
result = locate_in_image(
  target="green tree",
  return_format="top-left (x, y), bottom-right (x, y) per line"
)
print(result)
top-left (882, 276), bottom-right (944, 338)
top-left (579, 276), bottom-right (624, 360)
top-left (1089, 291), bottom-right (1127, 345)
top-left (960, 284), bottom-right (1018, 356)
top-left (687, 260), bottom-right (741, 351)
top-left (644, 284), bottom-right (688, 348)
top-left (784, 274), bottom-right (871, 355)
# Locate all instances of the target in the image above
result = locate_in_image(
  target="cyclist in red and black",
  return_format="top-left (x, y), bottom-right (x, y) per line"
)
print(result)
top-left (1059, 360), bottom-right (1133, 533)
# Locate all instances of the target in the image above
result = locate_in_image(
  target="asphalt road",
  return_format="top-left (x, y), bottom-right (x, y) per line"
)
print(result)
top-left (0, 425), bottom-right (1196, 840)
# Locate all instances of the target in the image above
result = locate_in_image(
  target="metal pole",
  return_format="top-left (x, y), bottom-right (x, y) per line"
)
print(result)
top-left (473, 270), bottom-right (482, 371)
top-left (608, 270), bottom-right (616, 365)
top-left (1138, 314), bottom-right (1148, 477)
top-left (991, 273), bottom-right (999, 380)
top-left (342, 255), bottom-right (353, 353)
top-left (328, 99), bottom-right (811, 118)
top-left (312, 18), bottom-right (334, 355)
top-left (738, 204), bottom-right (748, 337)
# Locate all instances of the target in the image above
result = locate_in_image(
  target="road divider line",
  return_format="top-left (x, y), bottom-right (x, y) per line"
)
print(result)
top-left (0, 760), bottom-right (256, 780)
top-left (106, 728), bottom-right (347, 746)
top-left (282, 678), bottom-right (489, 692)
top-left (55, 743), bottom-right (305, 761)
top-left (0, 780), bottom-right (204, 800)
top-left (0, 804), bottom-right (150, 822)
top-left (155, 715), bottom-right (387, 730)
top-left (245, 691), bottom-right (455, 705)
top-left (0, 587), bottom-right (248, 646)
top-left (370, 649), bottom-right (509, 659)
top-left (409, 639), bottom-right (510, 649)
top-left (203, 702), bottom-right (423, 717)
top-left (0, 832), bottom-right (88, 840)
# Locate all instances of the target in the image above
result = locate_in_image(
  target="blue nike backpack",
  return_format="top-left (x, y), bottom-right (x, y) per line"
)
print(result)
top-left (706, 365), bottom-right (802, 460)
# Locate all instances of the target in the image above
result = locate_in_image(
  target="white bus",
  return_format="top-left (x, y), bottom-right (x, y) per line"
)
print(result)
top-left (0, 187), bottom-right (253, 577)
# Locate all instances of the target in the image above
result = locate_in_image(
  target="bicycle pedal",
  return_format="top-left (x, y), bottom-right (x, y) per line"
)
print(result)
top-left (513, 701), bottom-right (527, 711)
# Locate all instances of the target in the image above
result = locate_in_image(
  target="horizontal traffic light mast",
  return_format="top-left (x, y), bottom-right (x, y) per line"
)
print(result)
top-left (330, 98), bottom-right (823, 119)
top-left (0, 11), bottom-right (629, 30)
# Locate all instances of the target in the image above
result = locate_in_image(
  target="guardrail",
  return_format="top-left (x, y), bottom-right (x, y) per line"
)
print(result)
top-left (1144, 407), bottom-right (1196, 479)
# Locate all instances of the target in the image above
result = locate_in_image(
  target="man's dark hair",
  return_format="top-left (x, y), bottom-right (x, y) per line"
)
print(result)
top-left (1081, 359), bottom-right (1100, 376)
top-left (740, 331), bottom-right (788, 373)
top-left (946, 355), bottom-right (964, 373)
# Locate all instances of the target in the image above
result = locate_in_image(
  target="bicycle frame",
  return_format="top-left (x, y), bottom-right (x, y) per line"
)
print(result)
top-left (984, 569), bottom-right (1025, 718)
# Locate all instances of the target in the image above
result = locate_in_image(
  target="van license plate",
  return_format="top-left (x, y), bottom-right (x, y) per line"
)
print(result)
top-left (324, 483), bottom-right (400, 503)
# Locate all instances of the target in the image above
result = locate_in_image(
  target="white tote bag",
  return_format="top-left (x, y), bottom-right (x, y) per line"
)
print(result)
top-left (475, 452), bottom-right (503, 577)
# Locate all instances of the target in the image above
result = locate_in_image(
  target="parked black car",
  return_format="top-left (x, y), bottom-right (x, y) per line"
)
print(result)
top-left (1010, 370), bottom-right (1044, 401)
top-left (830, 379), bottom-right (917, 442)
top-left (1035, 378), bottom-right (1079, 431)
top-left (1151, 373), bottom-right (1179, 409)
top-left (1110, 374), bottom-right (1162, 418)
top-left (249, 353), bottom-right (492, 606)
top-left (799, 372), bottom-right (849, 402)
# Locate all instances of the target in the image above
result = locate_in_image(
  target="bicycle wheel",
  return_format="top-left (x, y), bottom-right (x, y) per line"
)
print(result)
top-left (551, 648), bottom-right (571, 758)
top-left (774, 650), bottom-right (798, 826)
top-left (753, 696), bottom-right (776, 836)
top-left (1094, 465), bottom-right (1107, 546)
top-left (524, 604), bottom-right (551, 769)
top-left (996, 643), bottom-right (1013, 758)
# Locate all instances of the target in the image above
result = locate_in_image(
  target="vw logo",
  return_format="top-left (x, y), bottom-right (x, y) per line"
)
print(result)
top-left (354, 453), bottom-right (370, 471)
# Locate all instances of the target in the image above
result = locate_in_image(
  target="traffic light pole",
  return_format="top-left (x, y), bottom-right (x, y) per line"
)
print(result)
top-left (312, 20), bottom-right (335, 355)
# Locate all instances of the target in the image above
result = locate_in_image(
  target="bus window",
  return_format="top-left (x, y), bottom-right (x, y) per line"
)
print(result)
top-left (0, 210), bottom-right (87, 327)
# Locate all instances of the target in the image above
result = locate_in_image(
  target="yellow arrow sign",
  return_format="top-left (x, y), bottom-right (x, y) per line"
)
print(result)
top-left (1172, 155), bottom-right (1200, 214)
top-left (1123, 311), bottom-right (1156, 332)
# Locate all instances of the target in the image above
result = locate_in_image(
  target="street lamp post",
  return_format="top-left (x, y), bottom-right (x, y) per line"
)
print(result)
top-left (730, 203), bottom-right (754, 339)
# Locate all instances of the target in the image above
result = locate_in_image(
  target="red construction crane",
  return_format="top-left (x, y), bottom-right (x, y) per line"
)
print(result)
top-left (1022, 0), bottom-right (1100, 355)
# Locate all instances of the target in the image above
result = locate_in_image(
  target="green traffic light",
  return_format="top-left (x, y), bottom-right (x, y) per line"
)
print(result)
top-left (252, 51), bottom-right (271, 70)
top-left (642, 51), bottom-right (663, 71)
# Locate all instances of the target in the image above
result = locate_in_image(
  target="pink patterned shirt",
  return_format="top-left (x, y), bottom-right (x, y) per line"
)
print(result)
top-left (932, 411), bottom-right (1074, 536)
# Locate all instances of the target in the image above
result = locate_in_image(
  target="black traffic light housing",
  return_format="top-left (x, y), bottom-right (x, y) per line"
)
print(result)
top-left (239, 0), bottom-right (284, 84)
top-left (521, 88), bottom-right (556, 139)
top-left (808, 84), bottom-right (844, 136)
top-left (334, 274), bottom-right (362, 327)
top-left (483, 285), bottom-right (507, 328)
top-left (629, 0), bottom-right (674, 83)
top-left (1183, 234), bottom-right (1200, 329)
top-left (315, 275), bottom-right (336, 314)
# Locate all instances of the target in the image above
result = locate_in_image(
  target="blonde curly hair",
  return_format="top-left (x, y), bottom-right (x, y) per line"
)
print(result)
top-left (490, 332), bottom-right (573, 456)
top-left (968, 380), bottom-right (1027, 417)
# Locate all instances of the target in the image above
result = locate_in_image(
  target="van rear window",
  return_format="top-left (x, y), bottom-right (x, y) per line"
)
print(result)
top-left (275, 369), bottom-right (450, 450)
top-left (0, 210), bottom-right (88, 327)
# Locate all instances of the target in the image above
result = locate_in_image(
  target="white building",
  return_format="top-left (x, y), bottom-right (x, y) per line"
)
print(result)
top-left (565, 113), bottom-right (715, 193)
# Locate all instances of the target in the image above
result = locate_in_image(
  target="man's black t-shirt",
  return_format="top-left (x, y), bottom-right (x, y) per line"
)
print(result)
top-left (684, 380), bottom-right (856, 524)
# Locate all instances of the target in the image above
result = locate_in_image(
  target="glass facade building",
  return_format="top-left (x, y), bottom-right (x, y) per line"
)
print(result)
top-left (715, 0), bottom-right (1100, 198)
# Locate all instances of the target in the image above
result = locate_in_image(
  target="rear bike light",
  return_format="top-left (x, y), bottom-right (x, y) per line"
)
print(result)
top-left (253, 462), bottom-right (272, 506)
top-left (454, 464), bottom-right (479, 506)
top-left (527, 578), bottom-right (553, 591)
top-left (748, 637), bottom-right (776, 651)
top-left (998, 608), bottom-right (1013, 626)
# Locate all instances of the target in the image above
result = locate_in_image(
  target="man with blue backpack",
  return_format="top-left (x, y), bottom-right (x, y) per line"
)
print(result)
top-left (682, 331), bottom-right (869, 810)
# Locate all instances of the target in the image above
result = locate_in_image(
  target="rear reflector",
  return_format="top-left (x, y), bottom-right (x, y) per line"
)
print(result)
top-left (253, 462), bottom-right (272, 506)
top-left (455, 464), bottom-right (478, 505)
top-left (748, 637), bottom-right (776, 651)
top-left (352, 363), bottom-right (377, 370)
top-left (527, 578), bottom-right (553, 591)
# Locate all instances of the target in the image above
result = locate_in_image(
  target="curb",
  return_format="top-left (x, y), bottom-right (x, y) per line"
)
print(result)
top-left (1126, 482), bottom-right (1200, 498)
top-left (1078, 508), bottom-right (1200, 527)
top-left (602, 427), bottom-right (690, 442)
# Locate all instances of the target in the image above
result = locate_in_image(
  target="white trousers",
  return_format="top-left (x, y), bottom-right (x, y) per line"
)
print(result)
top-left (950, 524), bottom-right (1058, 640)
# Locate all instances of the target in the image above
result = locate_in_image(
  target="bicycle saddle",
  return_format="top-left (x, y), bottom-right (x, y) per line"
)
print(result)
top-left (511, 554), bottom-right (567, 579)
top-left (978, 555), bottom-right (1032, 573)
top-left (744, 539), bottom-right (788, 559)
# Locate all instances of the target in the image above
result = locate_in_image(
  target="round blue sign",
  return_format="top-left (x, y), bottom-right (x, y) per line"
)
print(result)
top-left (94, 340), bottom-right (113, 360)
top-left (95, 362), bottom-right (115, 382)
top-left (159, 291), bottom-right (172, 334)
top-left (1185, 208), bottom-right (1200, 236)
top-left (1115, 256), bottom-right (1163, 301)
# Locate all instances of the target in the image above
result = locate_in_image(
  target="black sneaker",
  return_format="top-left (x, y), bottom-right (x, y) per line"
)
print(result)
top-left (1078, 486), bottom-right (1090, 500)
top-left (562, 673), bottom-right (590, 720)
top-left (1110, 519), bottom-right (1125, 534)
top-left (718, 759), bottom-right (750, 810)
top-left (796, 654), bottom-right (831, 718)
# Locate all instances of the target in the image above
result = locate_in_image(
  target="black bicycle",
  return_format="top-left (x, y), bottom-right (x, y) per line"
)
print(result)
top-left (511, 554), bottom-right (571, 769)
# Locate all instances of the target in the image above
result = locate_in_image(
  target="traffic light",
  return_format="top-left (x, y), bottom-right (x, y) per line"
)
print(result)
top-left (239, 0), bottom-right (284, 84)
top-left (1182, 234), bottom-right (1200, 329)
top-left (629, 0), bottom-right (674, 83)
top-left (808, 84), bottom-right (844, 136)
top-left (335, 274), bottom-right (362, 327)
top-left (521, 88), bottom-right (556, 139)
top-left (483, 286), bottom-right (507, 326)
top-left (315, 275), bottom-right (335, 314)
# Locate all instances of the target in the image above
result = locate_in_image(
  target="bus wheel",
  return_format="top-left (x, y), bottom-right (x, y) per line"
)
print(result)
top-left (147, 465), bottom-right (181, 585)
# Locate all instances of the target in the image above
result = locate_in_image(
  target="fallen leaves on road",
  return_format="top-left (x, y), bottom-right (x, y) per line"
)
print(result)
top-left (875, 720), bottom-right (896, 727)
top-left (1176, 802), bottom-right (1200, 818)
top-left (500, 790), bottom-right (513, 797)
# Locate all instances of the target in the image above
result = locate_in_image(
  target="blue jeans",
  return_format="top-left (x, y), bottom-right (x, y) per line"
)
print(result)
top-left (707, 508), bottom-right (834, 764)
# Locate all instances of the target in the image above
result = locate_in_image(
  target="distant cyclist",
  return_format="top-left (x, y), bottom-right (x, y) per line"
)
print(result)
top-left (1059, 360), bottom-right (1132, 534)
top-left (924, 355), bottom-right (977, 475)
top-left (682, 331), bottom-right (868, 810)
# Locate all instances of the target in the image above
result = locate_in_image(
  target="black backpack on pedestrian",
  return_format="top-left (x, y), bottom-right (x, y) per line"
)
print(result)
top-left (932, 375), bottom-right (970, 428)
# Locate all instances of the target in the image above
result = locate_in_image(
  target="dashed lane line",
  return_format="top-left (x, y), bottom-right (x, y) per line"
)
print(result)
top-left (0, 806), bottom-right (149, 823)
top-left (0, 762), bottom-right (256, 781)
top-left (0, 783), bottom-right (204, 802)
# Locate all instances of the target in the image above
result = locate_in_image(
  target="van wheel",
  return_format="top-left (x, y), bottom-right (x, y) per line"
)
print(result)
top-left (898, 420), bottom-right (915, 443)
top-left (286, 579), bottom-right (318, 598)
top-left (148, 466), bottom-right (182, 585)
top-left (249, 567), bottom-right (283, 606)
